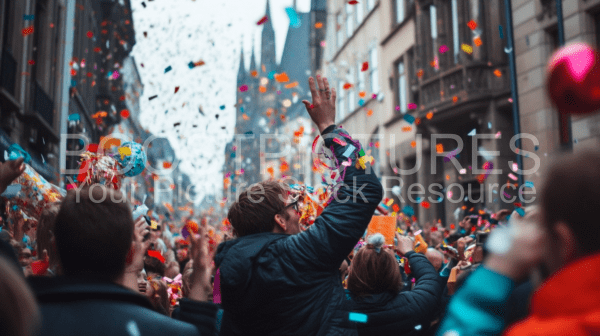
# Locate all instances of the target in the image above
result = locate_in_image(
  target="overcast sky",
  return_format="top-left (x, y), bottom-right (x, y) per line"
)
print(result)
top-left (130, 0), bottom-right (311, 203)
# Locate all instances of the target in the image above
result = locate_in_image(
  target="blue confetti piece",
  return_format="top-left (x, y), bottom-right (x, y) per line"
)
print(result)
top-left (403, 114), bottom-right (415, 124)
top-left (349, 312), bottom-right (368, 323)
top-left (164, 65), bottom-right (172, 73)
top-left (71, 79), bottom-right (77, 87)
top-left (24, 14), bottom-right (35, 20)
top-left (525, 181), bottom-right (534, 188)
top-left (515, 208), bottom-right (525, 217)
top-left (402, 205), bottom-right (414, 217)
top-left (488, 122), bottom-right (492, 129)
top-left (188, 61), bottom-right (195, 69)
top-left (220, 105), bottom-right (226, 110)
top-left (342, 145), bottom-right (356, 158)
top-left (499, 25), bottom-right (504, 39)
top-left (534, 145), bottom-right (539, 151)
top-left (285, 7), bottom-right (301, 28)
top-left (267, 71), bottom-right (276, 80)
top-left (358, 99), bottom-right (365, 106)
top-left (68, 113), bottom-right (80, 121)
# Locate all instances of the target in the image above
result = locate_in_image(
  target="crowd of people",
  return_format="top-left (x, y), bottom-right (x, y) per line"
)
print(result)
top-left (1, 75), bottom-right (599, 335)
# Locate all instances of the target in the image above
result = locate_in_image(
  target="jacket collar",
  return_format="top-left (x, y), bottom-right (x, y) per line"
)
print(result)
top-left (28, 276), bottom-right (155, 311)
top-left (531, 253), bottom-right (600, 317)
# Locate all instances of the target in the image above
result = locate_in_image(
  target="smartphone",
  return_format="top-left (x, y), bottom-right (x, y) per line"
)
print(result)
top-left (476, 232), bottom-right (489, 246)
top-left (142, 215), bottom-right (152, 242)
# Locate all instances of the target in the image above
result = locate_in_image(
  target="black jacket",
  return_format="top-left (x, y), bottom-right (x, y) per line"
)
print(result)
top-left (28, 276), bottom-right (218, 336)
top-left (348, 251), bottom-right (444, 336)
top-left (215, 126), bottom-right (384, 336)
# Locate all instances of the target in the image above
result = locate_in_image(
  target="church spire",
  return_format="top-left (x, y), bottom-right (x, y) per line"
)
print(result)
top-left (237, 42), bottom-right (246, 84)
top-left (250, 38), bottom-right (257, 71)
top-left (261, 0), bottom-right (276, 74)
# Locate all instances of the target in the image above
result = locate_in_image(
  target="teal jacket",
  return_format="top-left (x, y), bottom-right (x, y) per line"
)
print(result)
top-left (437, 267), bottom-right (515, 336)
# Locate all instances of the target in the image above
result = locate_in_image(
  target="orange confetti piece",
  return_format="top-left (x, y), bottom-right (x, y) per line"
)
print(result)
top-left (446, 175), bottom-right (450, 180)
top-left (285, 81), bottom-right (299, 88)
top-left (410, 141), bottom-right (417, 148)
top-left (163, 162), bottom-right (172, 169)
top-left (452, 96), bottom-right (459, 103)
top-left (436, 144), bottom-right (444, 153)
top-left (467, 20), bottom-right (477, 30)
top-left (415, 118), bottom-right (421, 125)
top-left (474, 37), bottom-right (482, 47)
top-left (251, 70), bottom-right (258, 77)
top-left (242, 113), bottom-right (250, 120)
top-left (315, 22), bottom-right (323, 29)
top-left (358, 91), bottom-right (366, 98)
top-left (367, 109), bottom-right (373, 116)
top-left (417, 69), bottom-right (424, 78)
top-left (494, 69), bottom-right (502, 77)
top-left (343, 83), bottom-right (353, 90)
top-left (274, 72), bottom-right (289, 83)
top-left (259, 86), bottom-right (267, 93)
top-left (426, 111), bottom-right (434, 119)
top-left (401, 126), bottom-right (412, 132)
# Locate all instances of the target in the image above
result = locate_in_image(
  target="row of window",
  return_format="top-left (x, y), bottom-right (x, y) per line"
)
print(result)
top-left (336, 45), bottom-right (379, 121)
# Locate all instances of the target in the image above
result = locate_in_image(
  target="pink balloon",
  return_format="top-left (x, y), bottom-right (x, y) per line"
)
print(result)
top-left (547, 43), bottom-right (600, 114)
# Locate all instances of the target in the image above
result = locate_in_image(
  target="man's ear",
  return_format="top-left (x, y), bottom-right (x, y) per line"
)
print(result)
top-left (554, 221), bottom-right (578, 264)
top-left (274, 214), bottom-right (286, 232)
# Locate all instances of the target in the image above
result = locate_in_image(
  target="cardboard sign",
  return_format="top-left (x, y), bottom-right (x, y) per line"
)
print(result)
top-left (367, 216), bottom-right (396, 245)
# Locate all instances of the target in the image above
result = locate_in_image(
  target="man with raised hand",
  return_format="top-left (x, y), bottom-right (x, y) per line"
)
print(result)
top-left (215, 75), bottom-right (383, 335)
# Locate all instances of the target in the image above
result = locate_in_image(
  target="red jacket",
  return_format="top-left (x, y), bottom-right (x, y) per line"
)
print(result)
top-left (505, 253), bottom-right (600, 336)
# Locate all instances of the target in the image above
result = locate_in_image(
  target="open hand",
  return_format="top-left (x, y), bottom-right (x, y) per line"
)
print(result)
top-left (395, 233), bottom-right (414, 255)
top-left (188, 225), bottom-right (214, 301)
top-left (302, 76), bottom-right (336, 133)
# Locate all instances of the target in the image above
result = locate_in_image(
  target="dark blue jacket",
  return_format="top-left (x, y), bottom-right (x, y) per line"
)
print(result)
top-left (348, 251), bottom-right (444, 336)
top-left (28, 276), bottom-right (218, 336)
top-left (215, 126), bottom-right (383, 336)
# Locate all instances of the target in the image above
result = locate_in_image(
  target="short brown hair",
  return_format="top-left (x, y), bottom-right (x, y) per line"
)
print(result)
top-left (54, 185), bottom-right (133, 282)
top-left (347, 246), bottom-right (402, 296)
top-left (541, 151), bottom-right (600, 256)
top-left (227, 181), bottom-right (289, 237)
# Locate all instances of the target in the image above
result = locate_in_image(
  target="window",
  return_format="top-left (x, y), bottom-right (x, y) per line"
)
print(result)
top-left (395, 0), bottom-right (405, 24)
top-left (398, 60), bottom-right (407, 114)
top-left (357, 61), bottom-right (366, 92)
top-left (369, 46), bottom-right (379, 93)
top-left (367, 0), bottom-right (375, 12)
top-left (356, 0), bottom-right (364, 25)
top-left (430, 5), bottom-right (439, 72)
top-left (346, 4), bottom-right (354, 38)
top-left (337, 81), bottom-right (346, 120)
top-left (336, 13), bottom-right (344, 49)
top-left (348, 66), bottom-right (356, 113)
top-left (451, 0), bottom-right (460, 64)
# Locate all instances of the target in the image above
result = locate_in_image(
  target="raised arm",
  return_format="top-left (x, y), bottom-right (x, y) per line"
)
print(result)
top-left (283, 76), bottom-right (383, 270)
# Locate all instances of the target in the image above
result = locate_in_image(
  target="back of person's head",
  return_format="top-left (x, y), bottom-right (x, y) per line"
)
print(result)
top-left (54, 185), bottom-right (133, 282)
top-left (36, 202), bottom-right (61, 267)
top-left (347, 234), bottom-right (402, 296)
top-left (0, 256), bottom-right (40, 336)
top-left (144, 255), bottom-right (166, 278)
top-left (227, 181), bottom-right (288, 237)
top-left (541, 151), bottom-right (600, 256)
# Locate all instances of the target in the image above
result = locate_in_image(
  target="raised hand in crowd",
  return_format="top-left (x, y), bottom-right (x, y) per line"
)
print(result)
top-left (121, 216), bottom-right (150, 292)
top-left (302, 75), bottom-right (336, 133)
top-left (395, 232), bottom-right (414, 255)
top-left (0, 157), bottom-right (25, 194)
top-left (187, 225), bottom-right (213, 302)
top-left (485, 208), bottom-right (546, 282)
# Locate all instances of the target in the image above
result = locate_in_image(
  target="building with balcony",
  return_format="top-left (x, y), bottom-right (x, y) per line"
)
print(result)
top-left (0, 0), bottom-right (74, 183)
